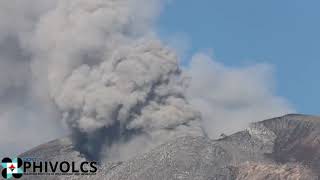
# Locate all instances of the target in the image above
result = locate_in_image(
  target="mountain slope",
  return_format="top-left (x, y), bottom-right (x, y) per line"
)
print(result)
top-left (20, 114), bottom-right (320, 180)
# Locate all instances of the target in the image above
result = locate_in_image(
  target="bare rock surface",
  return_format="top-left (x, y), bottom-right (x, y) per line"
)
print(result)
top-left (19, 114), bottom-right (320, 179)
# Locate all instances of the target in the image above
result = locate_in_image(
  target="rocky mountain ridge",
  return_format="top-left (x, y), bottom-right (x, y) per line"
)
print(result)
top-left (20, 114), bottom-right (320, 179)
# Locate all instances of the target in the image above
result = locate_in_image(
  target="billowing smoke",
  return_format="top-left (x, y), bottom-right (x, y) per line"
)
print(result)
top-left (0, 0), bottom-right (293, 159)
top-left (185, 53), bottom-right (294, 138)
top-left (0, 0), bottom-right (64, 157)
top-left (27, 0), bottom-right (203, 161)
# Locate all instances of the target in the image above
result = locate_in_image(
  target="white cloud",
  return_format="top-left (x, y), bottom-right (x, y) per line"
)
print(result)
top-left (185, 53), bottom-right (294, 138)
top-left (0, 0), bottom-right (63, 157)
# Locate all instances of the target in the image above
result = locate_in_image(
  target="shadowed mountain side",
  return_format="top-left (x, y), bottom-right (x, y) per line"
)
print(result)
top-left (20, 114), bottom-right (320, 180)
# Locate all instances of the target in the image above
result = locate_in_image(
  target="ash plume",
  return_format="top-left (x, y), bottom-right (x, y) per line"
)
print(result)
top-left (0, 0), bottom-right (294, 159)
top-left (27, 0), bottom-right (203, 161)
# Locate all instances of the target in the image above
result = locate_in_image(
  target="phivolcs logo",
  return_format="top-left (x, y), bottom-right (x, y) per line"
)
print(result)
top-left (1, 157), bottom-right (23, 179)
top-left (1, 157), bottom-right (97, 178)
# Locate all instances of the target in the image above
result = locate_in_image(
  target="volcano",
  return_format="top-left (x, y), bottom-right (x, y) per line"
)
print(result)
top-left (20, 114), bottom-right (320, 180)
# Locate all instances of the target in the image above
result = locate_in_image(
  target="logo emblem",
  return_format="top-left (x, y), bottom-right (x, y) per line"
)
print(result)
top-left (1, 158), bottom-right (23, 179)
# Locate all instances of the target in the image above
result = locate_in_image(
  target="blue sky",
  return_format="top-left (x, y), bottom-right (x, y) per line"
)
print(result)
top-left (157, 0), bottom-right (320, 115)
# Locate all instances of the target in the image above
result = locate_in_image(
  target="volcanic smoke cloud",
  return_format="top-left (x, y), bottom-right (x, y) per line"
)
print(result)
top-left (29, 0), bottom-right (203, 160)
top-left (0, 0), bottom-right (293, 158)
